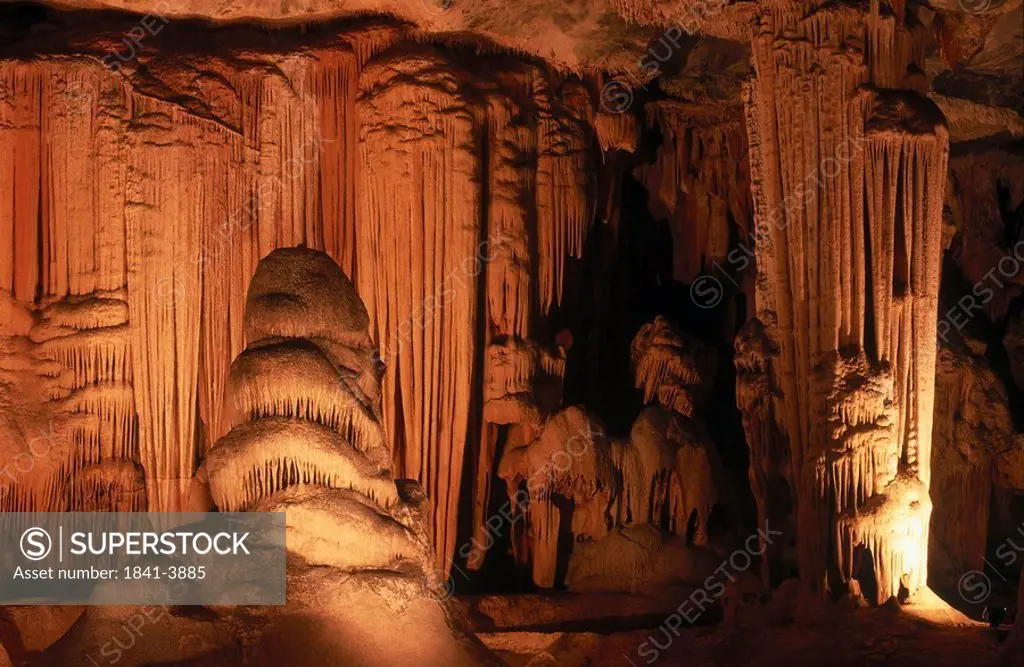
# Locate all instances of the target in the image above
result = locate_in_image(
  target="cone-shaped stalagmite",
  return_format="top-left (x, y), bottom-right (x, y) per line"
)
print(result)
top-left (40, 247), bottom-right (497, 666)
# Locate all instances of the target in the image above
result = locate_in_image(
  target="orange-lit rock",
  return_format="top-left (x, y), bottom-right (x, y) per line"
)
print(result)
top-left (0, 1), bottom-right (1020, 663)
top-left (740, 0), bottom-right (950, 604)
top-left (39, 247), bottom-right (497, 666)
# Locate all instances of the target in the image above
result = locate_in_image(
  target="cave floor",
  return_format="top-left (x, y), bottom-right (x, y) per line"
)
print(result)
top-left (462, 588), bottom-right (1009, 667)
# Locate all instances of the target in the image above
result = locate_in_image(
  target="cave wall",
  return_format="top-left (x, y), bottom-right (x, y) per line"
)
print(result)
top-left (0, 26), bottom-right (623, 575)
top-left (0, 48), bottom-right (366, 513)
top-left (0, 2), bottom-right (1021, 607)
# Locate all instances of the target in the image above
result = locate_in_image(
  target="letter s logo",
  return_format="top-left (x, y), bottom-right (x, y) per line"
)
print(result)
top-left (21, 527), bottom-right (52, 561)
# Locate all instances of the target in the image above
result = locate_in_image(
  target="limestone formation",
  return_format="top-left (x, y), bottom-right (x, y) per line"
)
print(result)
top-left (0, 1), bottom-right (1021, 663)
top-left (38, 247), bottom-right (496, 666)
top-left (740, 0), bottom-right (950, 604)
top-left (497, 405), bottom-right (616, 588)
top-left (493, 316), bottom-right (726, 590)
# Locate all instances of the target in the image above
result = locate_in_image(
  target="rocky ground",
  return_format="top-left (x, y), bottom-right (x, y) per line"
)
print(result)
top-left (460, 586), bottom-right (1013, 666)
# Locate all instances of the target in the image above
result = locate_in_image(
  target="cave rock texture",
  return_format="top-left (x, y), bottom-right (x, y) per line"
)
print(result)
top-left (0, 26), bottom-right (607, 578)
top-left (739, 0), bottom-right (950, 605)
top-left (39, 247), bottom-right (497, 666)
top-left (0, 0), bottom-right (1022, 663)
top-left (494, 316), bottom-right (726, 591)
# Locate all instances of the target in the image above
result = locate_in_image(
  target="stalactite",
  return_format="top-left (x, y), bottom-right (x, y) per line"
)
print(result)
top-left (471, 87), bottom-right (530, 551)
top-left (310, 49), bottom-right (361, 278)
top-left (640, 104), bottom-right (752, 288)
top-left (125, 96), bottom-right (209, 511)
top-left (836, 472), bottom-right (931, 604)
top-left (41, 61), bottom-right (129, 298)
top-left (482, 339), bottom-right (566, 426)
top-left (253, 61), bottom-right (320, 253)
top-left (741, 1), bottom-right (948, 602)
top-left (0, 61), bottom-right (141, 513)
top-left (535, 77), bottom-right (594, 312)
top-left (484, 93), bottom-right (536, 342)
top-left (0, 291), bottom-right (57, 512)
top-left (1, 45), bottom-right (604, 584)
top-left (594, 111), bottom-right (639, 154)
top-left (32, 290), bottom-right (139, 477)
top-left (356, 45), bottom-right (483, 573)
top-left (0, 62), bottom-right (41, 302)
top-left (198, 49), bottom-right (361, 455)
top-left (195, 129), bottom-right (252, 454)
top-left (631, 316), bottom-right (714, 418)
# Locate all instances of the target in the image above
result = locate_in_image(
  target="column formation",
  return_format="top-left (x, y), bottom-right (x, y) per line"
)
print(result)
top-left (740, 0), bottom-right (948, 603)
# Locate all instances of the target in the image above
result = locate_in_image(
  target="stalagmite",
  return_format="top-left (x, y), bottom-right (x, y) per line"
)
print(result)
top-left (565, 523), bottom-right (722, 593)
top-left (69, 460), bottom-right (146, 511)
top-left (0, 3), bottom-right (1018, 663)
top-left (207, 418), bottom-right (398, 512)
top-left (617, 407), bottom-right (677, 527)
top-left (495, 316), bottom-right (727, 589)
top-left (930, 340), bottom-right (1015, 589)
top-left (741, 0), bottom-right (949, 603)
top-left (735, 318), bottom-right (795, 583)
top-left (668, 414), bottom-right (724, 547)
top-left (623, 318), bottom-right (724, 546)
top-left (498, 406), bottom-right (615, 587)
top-left (41, 246), bottom-right (497, 666)
top-left (205, 246), bottom-right (431, 571)
top-left (618, 405), bottom-right (723, 544)
top-left (253, 485), bottom-right (427, 572)
top-left (631, 315), bottom-right (715, 418)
